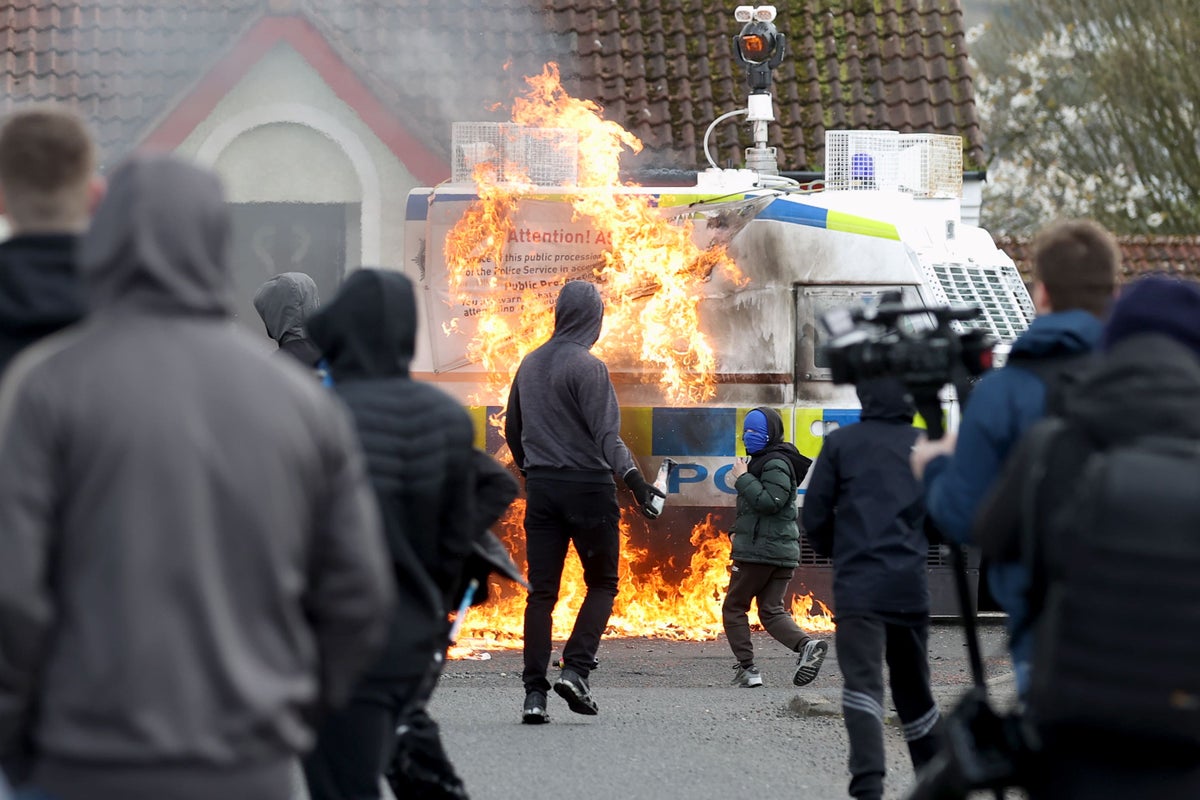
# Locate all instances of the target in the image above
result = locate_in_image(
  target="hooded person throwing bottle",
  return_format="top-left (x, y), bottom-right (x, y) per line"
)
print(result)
top-left (505, 280), bottom-right (664, 724)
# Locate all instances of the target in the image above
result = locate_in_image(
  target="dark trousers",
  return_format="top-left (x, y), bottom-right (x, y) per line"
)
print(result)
top-left (836, 614), bottom-right (942, 800)
top-left (721, 561), bottom-right (810, 666)
top-left (522, 477), bottom-right (620, 693)
top-left (305, 675), bottom-right (424, 800)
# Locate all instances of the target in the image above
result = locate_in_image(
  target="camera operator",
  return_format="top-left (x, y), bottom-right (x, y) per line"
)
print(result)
top-left (803, 378), bottom-right (943, 800)
top-left (910, 219), bottom-right (1120, 696)
top-left (972, 275), bottom-right (1200, 799)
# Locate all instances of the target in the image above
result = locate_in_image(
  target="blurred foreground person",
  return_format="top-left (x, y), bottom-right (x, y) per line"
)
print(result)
top-left (0, 155), bottom-right (394, 800)
top-left (0, 106), bottom-right (103, 377)
top-left (804, 379), bottom-right (942, 800)
top-left (253, 271), bottom-right (322, 369)
top-left (386, 447), bottom-right (521, 799)
top-left (305, 269), bottom-right (479, 800)
top-left (505, 280), bottom-right (665, 724)
top-left (910, 219), bottom-right (1119, 694)
top-left (974, 275), bottom-right (1200, 799)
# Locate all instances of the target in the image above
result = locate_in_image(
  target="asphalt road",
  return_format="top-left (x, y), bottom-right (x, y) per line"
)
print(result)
top-left (426, 622), bottom-right (1017, 800)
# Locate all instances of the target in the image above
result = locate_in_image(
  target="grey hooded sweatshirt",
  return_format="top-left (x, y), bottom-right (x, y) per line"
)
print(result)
top-left (505, 280), bottom-right (635, 483)
top-left (0, 156), bottom-right (394, 800)
top-left (253, 271), bottom-right (322, 367)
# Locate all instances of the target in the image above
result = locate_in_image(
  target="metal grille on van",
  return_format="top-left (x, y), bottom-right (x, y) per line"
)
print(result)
top-left (800, 540), bottom-right (952, 568)
top-left (922, 261), bottom-right (1035, 344)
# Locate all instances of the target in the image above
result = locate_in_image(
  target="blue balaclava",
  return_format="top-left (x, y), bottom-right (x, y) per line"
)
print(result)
top-left (743, 409), bottom-right (770, 455)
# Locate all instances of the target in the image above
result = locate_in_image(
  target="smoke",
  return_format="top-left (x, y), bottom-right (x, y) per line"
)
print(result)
top-left (321, 0), bottom-right (577, 150)
top-left (0, 0), bottom-right (580, 170)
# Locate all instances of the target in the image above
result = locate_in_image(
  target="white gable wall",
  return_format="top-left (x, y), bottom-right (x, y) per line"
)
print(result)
top-left (173, 43), bottom-right (419, 273)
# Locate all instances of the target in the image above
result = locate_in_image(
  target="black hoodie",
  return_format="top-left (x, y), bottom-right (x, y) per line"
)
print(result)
top-left (504, 280), bottom-right (636, 483)
top-left (252, 272), bottom-right (322, 367)
top-left (308, 269), bottom-right (477, 679)
top-left (801, 378), bottom-right (930, 616)
top-left (0, 234), bottom-right (84, 379)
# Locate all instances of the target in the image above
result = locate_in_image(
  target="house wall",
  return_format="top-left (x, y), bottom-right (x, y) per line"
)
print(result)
top-left (173, 43), bottom-right (419, 273)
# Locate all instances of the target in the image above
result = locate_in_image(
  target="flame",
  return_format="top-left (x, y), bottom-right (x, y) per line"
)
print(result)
top-left (440, 64), bottom-right (834, 657)
top-left (451, 511), bottom-right (835, 658)
top-left (443, 63), bottom-right (742, 405)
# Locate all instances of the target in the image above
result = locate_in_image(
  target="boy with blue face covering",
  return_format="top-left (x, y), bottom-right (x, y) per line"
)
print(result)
top-left (724, 407), bottom-right (828, 688)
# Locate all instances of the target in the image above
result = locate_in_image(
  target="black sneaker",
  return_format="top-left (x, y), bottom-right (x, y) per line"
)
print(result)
top-left (553, 668), bottom-right (599, 715)
top-left (522, 690), bottom-right (549, 724)
top-left (793, 639), bottom-right (829, 687)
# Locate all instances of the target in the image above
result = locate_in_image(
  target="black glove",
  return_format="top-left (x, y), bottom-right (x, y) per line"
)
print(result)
top-left (623, 468), bottom-right (666, 519)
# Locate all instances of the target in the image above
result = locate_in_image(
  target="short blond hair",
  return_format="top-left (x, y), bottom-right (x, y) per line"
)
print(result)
top-left (0, 105), bottom-right (95, 231)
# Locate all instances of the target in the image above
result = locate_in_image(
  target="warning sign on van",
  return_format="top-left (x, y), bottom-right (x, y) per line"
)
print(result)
top-left (423, 197), bottom-right (608, 371)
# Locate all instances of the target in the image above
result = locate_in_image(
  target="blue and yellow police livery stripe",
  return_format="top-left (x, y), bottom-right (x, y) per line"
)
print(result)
top-left (756, 198), bottom-right (900, 241)
top-left (468, 406), bottom-right (863, 461)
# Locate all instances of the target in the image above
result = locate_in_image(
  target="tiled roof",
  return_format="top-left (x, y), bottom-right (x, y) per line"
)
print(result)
top-left (997, 236), bottom-right (1200, 282)
top-left (550, 0), bottom-right (984, 172)
top-left (1, 0), bottom-right (985, 174)
top-left (0, 0), bottom-right (262, 165)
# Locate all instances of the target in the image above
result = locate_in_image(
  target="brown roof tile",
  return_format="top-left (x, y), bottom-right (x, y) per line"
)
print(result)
top-left (997, 236), bottom-right (1200, 282)
top-left (1, 0), bottom-right (985, 174)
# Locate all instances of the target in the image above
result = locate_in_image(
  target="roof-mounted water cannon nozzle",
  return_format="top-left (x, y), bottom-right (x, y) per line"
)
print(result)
top-left (733, 5), bottom-right (785, 175)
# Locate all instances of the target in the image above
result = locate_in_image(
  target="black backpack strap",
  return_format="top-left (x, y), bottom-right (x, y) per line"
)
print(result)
top-left (1018, 419), bottom-right (1069, 624)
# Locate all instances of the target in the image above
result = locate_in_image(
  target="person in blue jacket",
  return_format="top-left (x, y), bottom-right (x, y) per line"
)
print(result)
top-left (910, 218), bottom-right (1120, 695)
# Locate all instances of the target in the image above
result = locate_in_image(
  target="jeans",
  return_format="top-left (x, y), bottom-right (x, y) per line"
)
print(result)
top-left (521, 477), bottom-right (620, 693)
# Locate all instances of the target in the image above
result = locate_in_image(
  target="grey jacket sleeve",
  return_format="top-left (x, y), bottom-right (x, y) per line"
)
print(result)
top-left (305, 402), bottom-right (396, 711)
top-left (0, 370), bottom-right (57, 764)
top-left (504, 374), bottom-right (525, 474)
top-left (576, 359), bottom-right (635, 477)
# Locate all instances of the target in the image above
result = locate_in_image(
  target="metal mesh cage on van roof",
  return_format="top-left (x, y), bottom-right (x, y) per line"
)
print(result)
top-left (824, 130), bottom-right (901, 192)
top-left (897, 134), bottom-right (963, 198)
top-left (825, 130), bottom-right (963, 198)
top-left (451, 122), bottom-right (579, 186)
top-left (921, 260), bottom-right (1036, 344)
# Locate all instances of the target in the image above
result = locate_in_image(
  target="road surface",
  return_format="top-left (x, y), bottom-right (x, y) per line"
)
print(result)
top-left (423, 623), bottom-right (1016, 800)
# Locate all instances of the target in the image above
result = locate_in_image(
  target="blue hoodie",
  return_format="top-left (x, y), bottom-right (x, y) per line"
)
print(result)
top-left (923, 309), bottom-right (1103, 690)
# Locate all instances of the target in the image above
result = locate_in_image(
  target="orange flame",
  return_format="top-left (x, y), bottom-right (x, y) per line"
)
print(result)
top-left (451, 511), bottom-right (835, 658)
top-left (443, 63), bottom-right (742, 405)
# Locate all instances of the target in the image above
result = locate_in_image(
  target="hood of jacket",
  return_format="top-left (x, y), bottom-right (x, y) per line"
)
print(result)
top-left (1009, 309), bottom-right (1103, 359)
top-left (552, 280), bottom-right (603, 347)
top-left (78, 155), bottom-right (232, 316)
top-left (0, 233), bottom-right (83, 336)
top-left (253, 272), bottom-right (319, 345)
top-left (856, 377), bottom-right (915, 423)
top-left (1066, 333), bottom-right (1200, 446)
top-left (307, 268), bottom-right (415, 379)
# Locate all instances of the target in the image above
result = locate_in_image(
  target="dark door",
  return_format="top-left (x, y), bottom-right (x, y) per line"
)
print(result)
top-left (228, 202), bottom-right (352, 332)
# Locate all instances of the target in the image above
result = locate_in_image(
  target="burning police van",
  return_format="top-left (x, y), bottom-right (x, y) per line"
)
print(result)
top-left (402, 122), bottom-right (1032, 632)
top-left (399, 9), bottom-right (1030, 635)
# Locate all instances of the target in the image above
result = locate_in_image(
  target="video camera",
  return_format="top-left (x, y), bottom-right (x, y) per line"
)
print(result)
top-left (818, 292), bottom-right (996, 438)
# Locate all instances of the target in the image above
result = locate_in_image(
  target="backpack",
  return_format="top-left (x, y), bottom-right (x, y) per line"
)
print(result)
top-left (1005, 351), bottom-right (1095, 416)
top-left (1021, 422), bottom-right (1200, 749)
